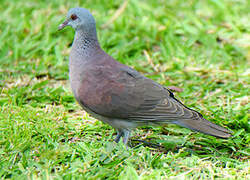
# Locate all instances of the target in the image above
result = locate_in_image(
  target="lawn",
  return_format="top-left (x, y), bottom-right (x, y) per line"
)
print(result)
top-left (0, 0), bottom-right (249, 179)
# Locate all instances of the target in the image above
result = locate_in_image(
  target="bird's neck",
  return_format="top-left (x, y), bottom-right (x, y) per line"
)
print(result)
top-left (70, 29), bottom-right (104, 68)
top-left (73, 29), bottom-right (100, 53)
top-left (69, 30), bottom-right (104, 95)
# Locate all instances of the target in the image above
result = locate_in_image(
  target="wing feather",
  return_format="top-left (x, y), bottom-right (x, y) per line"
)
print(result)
top-left (76, 62), bottom-right (201, 124)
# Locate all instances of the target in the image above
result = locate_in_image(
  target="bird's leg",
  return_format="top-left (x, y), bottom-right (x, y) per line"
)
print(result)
top-left (114, 130), bottom-right (123, 143)
top-left (122, 130), bottom-right (130, 146)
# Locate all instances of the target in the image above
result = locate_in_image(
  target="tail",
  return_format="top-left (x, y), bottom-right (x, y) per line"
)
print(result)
top-left (176, 117), bottom-right (232, 138)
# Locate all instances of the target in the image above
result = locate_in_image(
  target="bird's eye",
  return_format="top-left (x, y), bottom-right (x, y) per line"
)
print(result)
top-left (71, 14), bottom-right (78, 20)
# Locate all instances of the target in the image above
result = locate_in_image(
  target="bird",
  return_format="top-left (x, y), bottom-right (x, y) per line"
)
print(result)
top-left (58, 7), bottom-right (232, 146)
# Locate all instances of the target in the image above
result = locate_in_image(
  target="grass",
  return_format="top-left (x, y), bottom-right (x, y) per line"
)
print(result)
top-left (0, 0), bottom-right (249, 179)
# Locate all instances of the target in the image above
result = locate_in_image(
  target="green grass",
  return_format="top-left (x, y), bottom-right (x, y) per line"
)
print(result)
top-left (0, 0), bottom-right (249, 179)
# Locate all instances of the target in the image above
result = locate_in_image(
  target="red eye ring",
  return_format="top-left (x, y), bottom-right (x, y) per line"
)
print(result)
top-left (71, 14), bottom-right (78, 20)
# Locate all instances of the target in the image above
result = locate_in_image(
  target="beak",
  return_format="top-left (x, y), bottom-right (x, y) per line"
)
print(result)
top-left (58, 19), bottom-right (69, 30)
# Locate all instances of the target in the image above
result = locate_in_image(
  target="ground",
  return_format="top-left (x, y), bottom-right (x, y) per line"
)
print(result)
top-left (0, 0), bottom-right (249, 179)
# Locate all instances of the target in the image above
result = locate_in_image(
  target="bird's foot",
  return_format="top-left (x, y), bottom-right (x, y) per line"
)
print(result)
top-left (114, 130), bottom-right (131, 147)
top-left (114, 131), bottom-right (123, 143)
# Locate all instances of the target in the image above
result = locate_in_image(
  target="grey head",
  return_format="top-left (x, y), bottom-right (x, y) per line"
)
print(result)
top-left (58, 7), bottom-right (97, 39)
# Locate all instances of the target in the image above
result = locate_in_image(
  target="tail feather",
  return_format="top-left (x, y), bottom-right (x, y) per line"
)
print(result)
top-left (176, 117), bottom-right (232, 138)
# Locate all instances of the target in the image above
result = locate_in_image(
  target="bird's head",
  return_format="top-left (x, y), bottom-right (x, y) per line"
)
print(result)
top-left (58, 7), bottom-right (96, 32)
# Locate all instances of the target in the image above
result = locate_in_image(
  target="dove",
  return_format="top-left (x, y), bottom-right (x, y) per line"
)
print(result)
top-left (58, 7), bottom-right (232, 145)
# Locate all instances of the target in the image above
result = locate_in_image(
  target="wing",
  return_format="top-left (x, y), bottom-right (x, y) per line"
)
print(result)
top-left (76, 59), bottom-right (201, 124)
